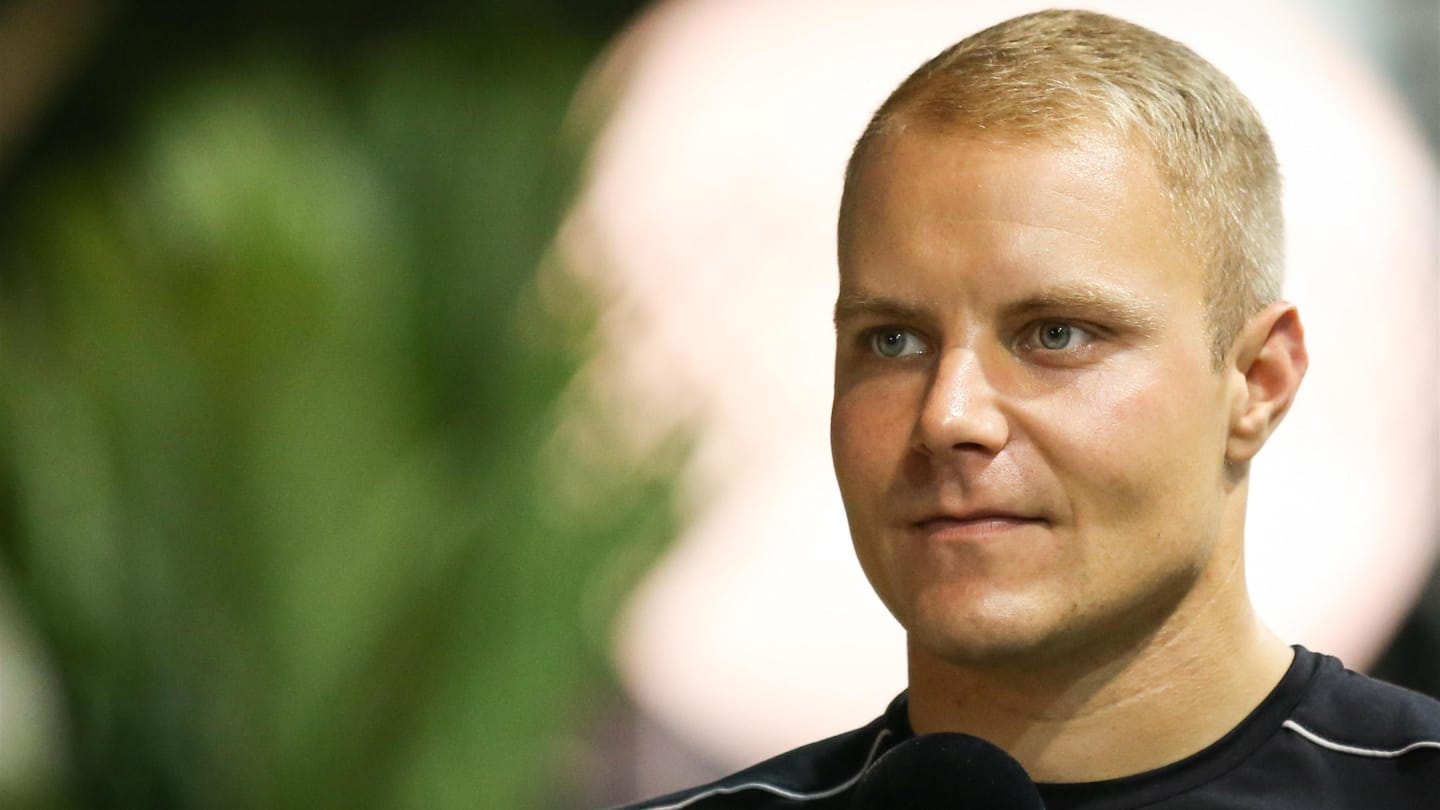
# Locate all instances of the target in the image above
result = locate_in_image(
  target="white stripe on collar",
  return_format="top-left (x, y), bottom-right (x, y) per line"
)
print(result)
top-left (638, 728), bottom-right (893, 810)
top-left (1283, 720), bottom-right (1440, 759)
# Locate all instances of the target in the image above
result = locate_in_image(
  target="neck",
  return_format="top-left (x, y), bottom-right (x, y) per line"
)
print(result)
top-left (905, 537), bottom-right (1293, 783)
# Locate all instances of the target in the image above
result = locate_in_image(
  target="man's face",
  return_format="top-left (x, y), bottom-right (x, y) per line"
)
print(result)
top-left (832, 128), bottom-right (1240, 666)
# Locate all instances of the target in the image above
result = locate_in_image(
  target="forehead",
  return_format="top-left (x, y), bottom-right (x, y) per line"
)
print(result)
top-left (838, 127), bottom-right (1202, 305)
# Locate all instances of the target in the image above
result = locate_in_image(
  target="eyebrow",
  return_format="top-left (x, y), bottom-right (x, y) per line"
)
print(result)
top-left (832, 293), bottom-right (935, 327)
top-left (833, 283), bottom-right (1163, 333)
top-left (1000, 284), bottom-right (1162, 334)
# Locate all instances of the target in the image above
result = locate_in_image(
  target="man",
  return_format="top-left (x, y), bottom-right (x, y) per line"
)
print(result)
top-left (620, 9), bottom-right (1440, 809)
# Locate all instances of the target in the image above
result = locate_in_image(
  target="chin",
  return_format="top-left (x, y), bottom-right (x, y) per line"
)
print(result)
top-left (903, 588), bottom-right (1080, 668)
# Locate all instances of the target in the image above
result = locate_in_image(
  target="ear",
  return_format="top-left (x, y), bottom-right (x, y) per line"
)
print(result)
top-left (1225, 302), bottom-right (1309, 464)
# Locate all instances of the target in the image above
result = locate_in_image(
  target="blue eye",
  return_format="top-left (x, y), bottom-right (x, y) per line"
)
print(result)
top-left (871, 328), bottom-right (926, 358)
top-left (1029, 322), bottom-right (1093, 351)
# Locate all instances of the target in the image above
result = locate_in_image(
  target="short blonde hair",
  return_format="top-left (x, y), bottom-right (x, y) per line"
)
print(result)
top-left (842, 9), bottom-right (1283, 362)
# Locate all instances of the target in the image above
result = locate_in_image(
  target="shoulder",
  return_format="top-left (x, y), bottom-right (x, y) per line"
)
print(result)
top-left (1261, 647), bottom-right (1440, 803)
top-left (1285, 647), bottom-right (1440, 752)
top-left (612, 711), bottom-right (897, 810)
top-left (1036, 647), bottom-right (1440, 809)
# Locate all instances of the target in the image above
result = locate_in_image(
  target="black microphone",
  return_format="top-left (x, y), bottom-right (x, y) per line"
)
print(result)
top-left (848, 733), bottom-right (1045, 809)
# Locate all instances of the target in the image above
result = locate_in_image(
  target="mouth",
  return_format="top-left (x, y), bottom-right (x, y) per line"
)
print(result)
top-left (910, 512), bottom-right (1048, 542)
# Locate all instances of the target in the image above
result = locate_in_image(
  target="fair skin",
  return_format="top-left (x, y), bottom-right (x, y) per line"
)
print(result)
top-left (832, 124), bottom-right (1308, 782)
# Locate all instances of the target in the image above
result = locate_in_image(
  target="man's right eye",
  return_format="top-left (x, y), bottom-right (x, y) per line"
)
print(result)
top-left (869, 328), bottom-right (927, 358)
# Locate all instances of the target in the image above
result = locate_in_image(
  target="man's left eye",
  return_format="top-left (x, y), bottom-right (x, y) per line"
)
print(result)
top-left (1028, 322), bottom-right (1094, 351)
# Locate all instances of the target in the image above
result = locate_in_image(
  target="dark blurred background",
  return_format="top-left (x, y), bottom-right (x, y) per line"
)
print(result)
top-left (0, 1), bottom-right (1432, 808)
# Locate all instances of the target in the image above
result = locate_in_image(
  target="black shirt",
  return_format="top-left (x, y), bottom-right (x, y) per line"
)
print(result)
top-left (617, 646), bottom-right (1440, 809)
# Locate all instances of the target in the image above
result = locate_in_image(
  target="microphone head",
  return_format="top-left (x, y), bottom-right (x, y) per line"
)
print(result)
top-left (849, 732), bottom-right (1045, 809)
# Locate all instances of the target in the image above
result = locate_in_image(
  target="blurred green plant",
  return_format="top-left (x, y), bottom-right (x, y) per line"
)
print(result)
top-left (0, 21), bottom-right (677, 810)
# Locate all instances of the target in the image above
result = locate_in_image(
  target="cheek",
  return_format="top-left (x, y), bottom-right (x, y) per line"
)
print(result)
top-left (830, 379), bottom-right (916, 488)
top-left (1023, 362), bottom-right (1227, 527)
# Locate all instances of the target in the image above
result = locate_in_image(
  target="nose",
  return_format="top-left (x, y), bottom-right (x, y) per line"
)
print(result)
top-left (912, 347), bottom-right (1009, 457)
